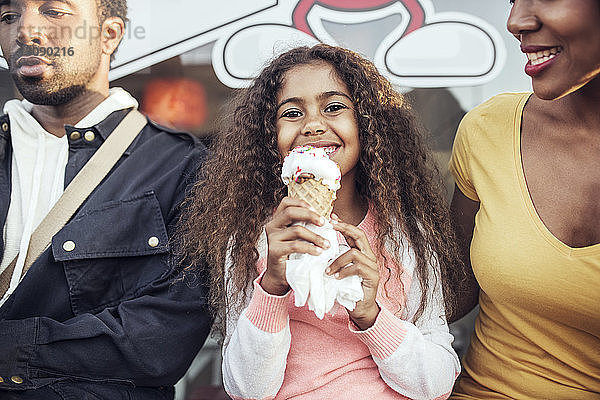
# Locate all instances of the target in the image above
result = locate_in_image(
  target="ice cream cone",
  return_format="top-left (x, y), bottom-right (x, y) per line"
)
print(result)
top-left (288, 177), bottom-right (337, 218)
top-left (281, 145), bottom-right (341, 219)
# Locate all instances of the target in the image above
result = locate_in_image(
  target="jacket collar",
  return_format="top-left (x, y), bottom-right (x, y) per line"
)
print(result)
top-left (63, 108), bottom-right (145, 157)
top-left (64, 108), bottom-right (132, 141)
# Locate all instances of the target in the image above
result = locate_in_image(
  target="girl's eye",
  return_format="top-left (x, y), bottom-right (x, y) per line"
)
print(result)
top-left (325, 103), bottom-right (348, 113)
top-left (281, 109), bottom-right (303, 119)
top-left (0, 13), bottom-right (19, 24)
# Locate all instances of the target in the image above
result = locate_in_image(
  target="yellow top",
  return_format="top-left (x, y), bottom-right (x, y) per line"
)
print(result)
top-left (449, 93), bottom-right (600, 399)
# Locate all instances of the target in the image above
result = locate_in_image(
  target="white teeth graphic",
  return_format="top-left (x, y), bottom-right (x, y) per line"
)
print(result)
top-left (527, 47), bottom-right (561, 65)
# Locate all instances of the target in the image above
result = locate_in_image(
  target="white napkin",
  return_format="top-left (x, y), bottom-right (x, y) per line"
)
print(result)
top-left (286, 221), bottom-right (364, 319)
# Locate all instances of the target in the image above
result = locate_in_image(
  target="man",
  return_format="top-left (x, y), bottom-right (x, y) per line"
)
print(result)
top-left (0, 0), bottom-right (211, 398)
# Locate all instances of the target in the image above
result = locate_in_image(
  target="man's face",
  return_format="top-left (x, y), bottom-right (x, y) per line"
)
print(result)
top-left (0, 0), bottom-right (103, 105)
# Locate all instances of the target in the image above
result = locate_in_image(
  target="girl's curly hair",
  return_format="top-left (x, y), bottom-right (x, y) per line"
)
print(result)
top-left (176, 44), bottom-right (464, 334)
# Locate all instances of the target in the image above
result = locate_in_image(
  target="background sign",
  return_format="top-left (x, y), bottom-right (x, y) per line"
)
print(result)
top-left (210, 0), bottom-right (506, 88)
top-left (0, 0), bottom-right (507, 90)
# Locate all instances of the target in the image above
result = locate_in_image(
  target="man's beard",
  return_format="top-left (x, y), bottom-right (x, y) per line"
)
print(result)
top-left (12, 75), bottom-right (89, 106)
top-left (9, 47), bottom-right (100, 106)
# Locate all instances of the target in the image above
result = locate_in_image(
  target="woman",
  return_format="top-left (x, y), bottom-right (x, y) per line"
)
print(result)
top-left (449, 1), bottom-right (600, 399)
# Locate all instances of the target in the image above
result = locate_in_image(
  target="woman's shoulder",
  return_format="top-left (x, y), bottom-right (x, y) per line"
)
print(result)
top-left (455, 92), bottom-right (531, 148)
top-left (463, 92), bottom-right (531, 125)
top-left (464, 92), bottom-right (529, 121)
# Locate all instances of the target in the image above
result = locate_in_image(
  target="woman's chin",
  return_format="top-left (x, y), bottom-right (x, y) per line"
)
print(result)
top-left (532, 78), bottom-right (597, 101)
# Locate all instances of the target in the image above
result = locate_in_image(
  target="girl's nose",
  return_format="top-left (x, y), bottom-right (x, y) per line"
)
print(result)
top-left (507, 0), bottom-right (541, 40)
top-left (302, 117), bottom-right (326, 136)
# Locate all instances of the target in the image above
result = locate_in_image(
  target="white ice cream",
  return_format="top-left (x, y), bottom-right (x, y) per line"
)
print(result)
top-left (281, 145), bottom-right (341, 191)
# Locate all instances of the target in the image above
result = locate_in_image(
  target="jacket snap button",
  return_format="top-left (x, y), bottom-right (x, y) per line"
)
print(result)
top-left (69, 131), bottom-right (81, 140)
top-left (148, 237), bottom-right (159, 248)
top-left (1, 122), bottom-right (8, 132)
top-left (11, 376), bottom-right (23, 384)
top-left (63, 241), bottom-right (76, 252)
top-left (84, 131), bottom-right (96, 142)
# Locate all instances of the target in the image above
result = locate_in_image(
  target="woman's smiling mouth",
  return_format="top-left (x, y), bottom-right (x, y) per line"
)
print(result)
top-left (522, 46), bottom-right (562, 77)
top-left (526, 46), bottom-right (562, 66)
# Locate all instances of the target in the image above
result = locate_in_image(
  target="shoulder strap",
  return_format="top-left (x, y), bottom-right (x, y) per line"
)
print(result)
top-left (0, 109), bottom-right (148, 299)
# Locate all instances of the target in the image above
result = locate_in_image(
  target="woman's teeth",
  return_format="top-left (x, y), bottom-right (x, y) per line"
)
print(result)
top-left (527, 47), bottom-right (561, 66)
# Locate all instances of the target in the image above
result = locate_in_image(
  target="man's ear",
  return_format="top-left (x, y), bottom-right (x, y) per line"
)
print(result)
top-left (101, 17), bottom-right (125, 58)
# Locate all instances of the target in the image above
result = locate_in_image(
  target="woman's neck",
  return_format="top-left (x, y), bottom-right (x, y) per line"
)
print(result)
top-left (332, 169), bottom-right (368, 226)
top-left (548, 79), bottom-right (600, 132)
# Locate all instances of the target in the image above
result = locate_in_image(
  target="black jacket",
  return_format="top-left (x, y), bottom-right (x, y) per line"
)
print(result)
top-left (0, 109), bottom-right (211, 399)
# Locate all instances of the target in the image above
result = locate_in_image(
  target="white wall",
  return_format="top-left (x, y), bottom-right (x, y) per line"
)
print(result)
top-left (434, 0), bottom-right (531, 110)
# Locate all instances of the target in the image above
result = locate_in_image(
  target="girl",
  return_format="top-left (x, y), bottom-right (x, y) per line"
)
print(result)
top-left (179, 44), bottom-right (462, 399)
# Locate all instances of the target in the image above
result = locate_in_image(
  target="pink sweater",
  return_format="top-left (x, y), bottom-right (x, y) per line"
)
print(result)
top-left (222, 209), bottom-right (460, 399)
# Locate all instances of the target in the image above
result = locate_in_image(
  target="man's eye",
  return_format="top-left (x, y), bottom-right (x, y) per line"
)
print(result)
top-left (0, 13), bottom-right (19, 24)
top-left (281, 109), bottom-right (302, 118)
top-left (44, 10), bottom-right (67, 17)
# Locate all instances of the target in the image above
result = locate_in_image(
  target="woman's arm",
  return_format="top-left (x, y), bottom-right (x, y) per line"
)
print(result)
top-left (448, 185), bottom-right (480, 322)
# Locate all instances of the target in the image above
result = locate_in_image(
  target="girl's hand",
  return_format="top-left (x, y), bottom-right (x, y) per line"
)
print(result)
top-left (262, 197), bottom-right (331, 296)
top-left (327, 215), bottom-right (380, 330)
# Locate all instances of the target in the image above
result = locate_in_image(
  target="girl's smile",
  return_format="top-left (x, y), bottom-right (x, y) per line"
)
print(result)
top-left (294, 141), bottom-right (340, 157)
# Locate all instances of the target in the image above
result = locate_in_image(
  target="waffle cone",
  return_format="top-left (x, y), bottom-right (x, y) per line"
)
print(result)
top-left (288, 178), bottom-right (337, 218)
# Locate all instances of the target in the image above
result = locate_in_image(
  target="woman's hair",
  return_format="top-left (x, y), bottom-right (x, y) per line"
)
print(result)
top-left (177, 44), bottom-right (464, 334)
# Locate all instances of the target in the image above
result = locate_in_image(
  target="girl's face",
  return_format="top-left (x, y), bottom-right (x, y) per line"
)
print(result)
top-left (507, 0), bottom-right (600, 100)
top-left (276, 62), bottom-right (360, 178)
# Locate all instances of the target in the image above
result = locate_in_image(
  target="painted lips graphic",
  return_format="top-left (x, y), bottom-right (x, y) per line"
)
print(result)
top-left (0, 0), bottom-right (506, 89)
